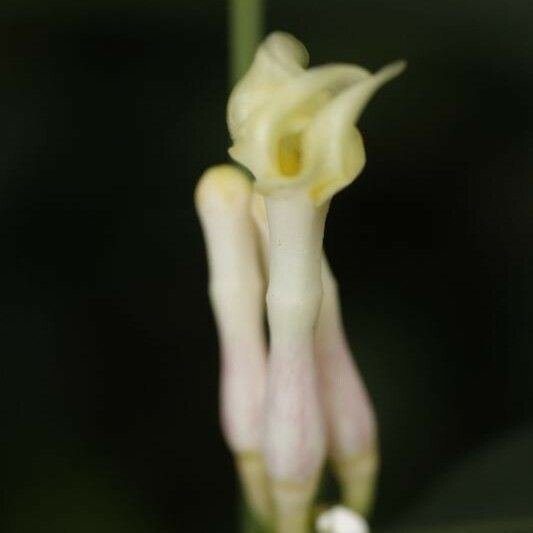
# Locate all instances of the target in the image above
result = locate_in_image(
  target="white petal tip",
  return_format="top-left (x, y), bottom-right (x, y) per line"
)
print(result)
top-left (262, 31), bottom-right (310, 69)
top-left (377, 60), bottom-right (407, 82)
top-left (316, 506), bottom-right (370, 533)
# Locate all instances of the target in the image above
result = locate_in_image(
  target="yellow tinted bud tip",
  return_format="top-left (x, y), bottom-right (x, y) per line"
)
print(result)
top-left (194, 164), bottom-right (252, 210)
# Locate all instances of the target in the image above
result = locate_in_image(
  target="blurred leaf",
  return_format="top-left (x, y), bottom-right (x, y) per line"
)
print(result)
top-left (3, 446), bottom-right (158, 533)
top-left (381, 424), bottom-right (533, 532)
top-left (240, 497), bottom-right (273, 533)
top-left (384, 517), bottom-right (533, 533)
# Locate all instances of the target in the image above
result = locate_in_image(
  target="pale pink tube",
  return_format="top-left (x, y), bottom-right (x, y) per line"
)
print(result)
top-left (195, 165), bottom-right (270, 522)
top-left (316, 259), bottom-right (378, 515)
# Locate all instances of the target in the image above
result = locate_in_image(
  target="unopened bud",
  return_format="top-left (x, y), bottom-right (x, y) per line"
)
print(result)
top-left (317, 261), bottom-right (379, 515)
top-left (195, 165), bottom-right (270, 522)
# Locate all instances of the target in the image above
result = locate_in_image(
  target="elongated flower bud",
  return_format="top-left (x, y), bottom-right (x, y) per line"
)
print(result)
top-left (317, 261), bottom-right (379, 515)
top-left (194, 165), bottom-right (270, 522)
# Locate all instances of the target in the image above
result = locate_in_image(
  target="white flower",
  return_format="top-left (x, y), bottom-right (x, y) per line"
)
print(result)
top-left (219, 32), bottom-right (405, 532)
top-left (228, 32), bottom-right (405, 205)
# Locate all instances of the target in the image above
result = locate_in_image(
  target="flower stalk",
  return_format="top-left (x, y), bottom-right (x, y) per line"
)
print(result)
top-left (229, 0), bottom-right (265, 86)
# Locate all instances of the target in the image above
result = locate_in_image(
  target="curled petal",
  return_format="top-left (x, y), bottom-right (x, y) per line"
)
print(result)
top-left (227, 32), bottom-right (406, 203)
top-left (227, 32), bottom-right (308, 139)
top-left (303, 60), bottom-right (406, 205)
top-left (230, 64), bottom-right (370, 190)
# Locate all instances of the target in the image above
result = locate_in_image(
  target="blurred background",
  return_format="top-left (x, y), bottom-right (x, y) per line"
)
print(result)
top-left (1, 0), bottom-right (532, 531)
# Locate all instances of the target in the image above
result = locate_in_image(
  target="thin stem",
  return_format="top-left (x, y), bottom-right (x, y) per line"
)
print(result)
top-left (229, 0), bottom-right (265, 86)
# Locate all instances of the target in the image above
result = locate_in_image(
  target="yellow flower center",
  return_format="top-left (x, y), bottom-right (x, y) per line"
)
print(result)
top-left (278, 131), bottom-right (303, 177)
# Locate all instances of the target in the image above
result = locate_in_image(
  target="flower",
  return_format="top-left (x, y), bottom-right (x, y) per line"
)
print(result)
top-left (224, 32), bottom-right (404, 532)
top-left (228, 32), bottom-right (405, 205)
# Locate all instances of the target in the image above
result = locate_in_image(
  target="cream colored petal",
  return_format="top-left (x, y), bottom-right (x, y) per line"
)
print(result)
top-left (259, 31), bottom-right (309, 76)
top-left (227, 32), bottom-right (308, 139)
top-left (229, 64), bottom-right (371, 190)
top-left (302, 60), bottom-right (406, 205)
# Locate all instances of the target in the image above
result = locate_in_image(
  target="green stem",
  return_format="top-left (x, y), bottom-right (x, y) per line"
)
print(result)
top-left (241, 497), bottom-right (273, 533)
top-left (229, 0), bottom-right (265, 86)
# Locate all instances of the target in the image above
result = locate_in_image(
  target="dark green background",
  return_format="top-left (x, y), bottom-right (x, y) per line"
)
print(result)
top-left (2, 0), bottom-right (532, 531)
